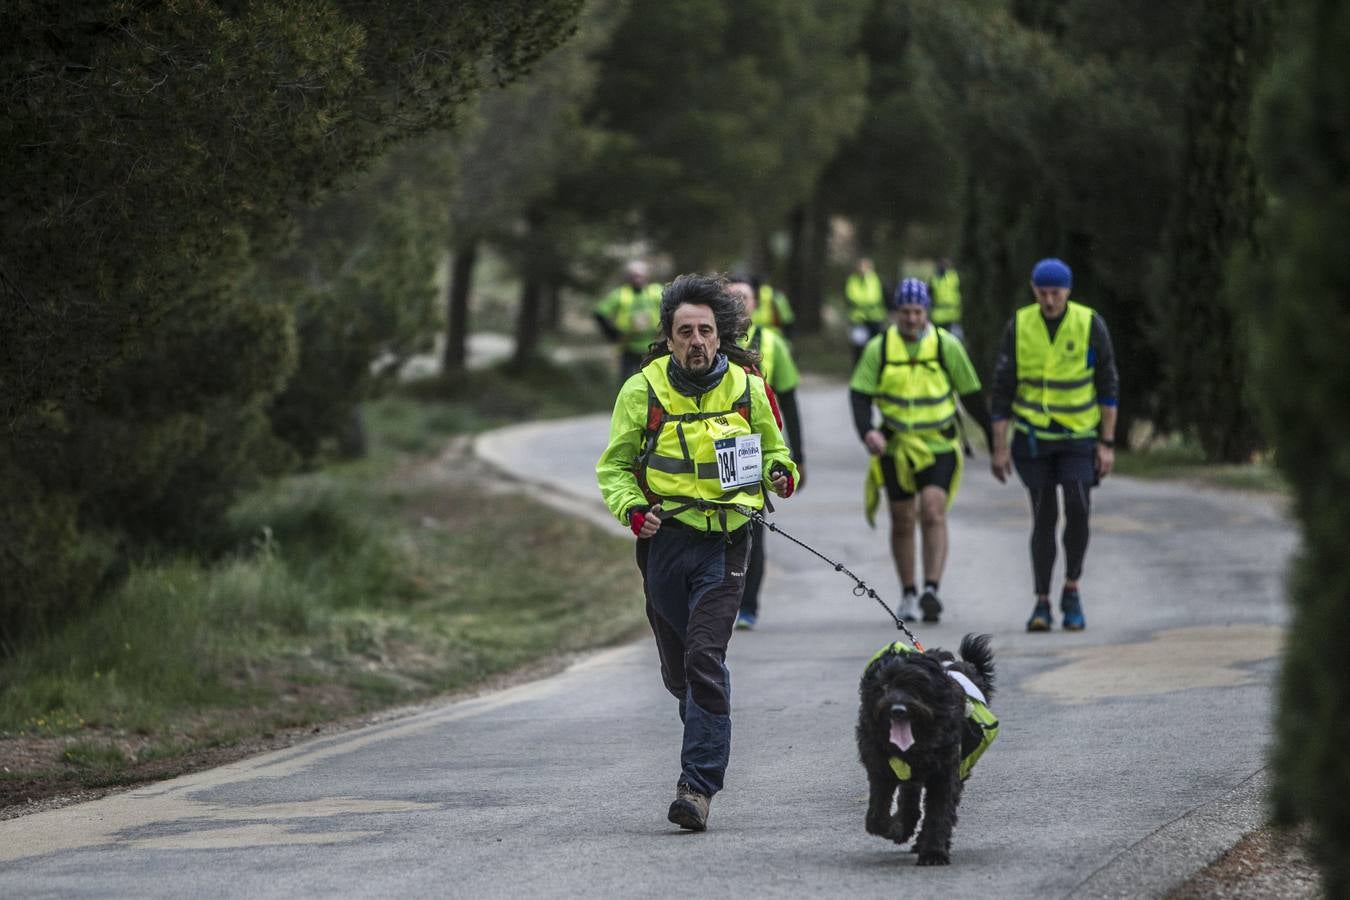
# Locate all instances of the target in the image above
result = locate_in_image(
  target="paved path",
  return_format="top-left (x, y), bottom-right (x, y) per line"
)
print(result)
top-left (0, 380), bottom-right (1296, 898)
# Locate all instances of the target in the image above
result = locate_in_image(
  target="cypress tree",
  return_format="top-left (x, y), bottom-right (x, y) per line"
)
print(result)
top-left (1239, 1), bottom-right (1350, 893)
top-left (1160, 0), bottom-right (1275, 461)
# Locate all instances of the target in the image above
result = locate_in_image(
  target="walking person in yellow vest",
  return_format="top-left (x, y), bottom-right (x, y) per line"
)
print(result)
top-left (596, 274), bottom-right (798, 832)
top-left (845, 257), bottom-right (888, 364)
top-left (928, 257), bottom-right (964, 343)
top-left (593, 260), bottom-right (665, 388)
top-left (989, 258), bottom-right (1120, 632)
top-left (750, 280), bottom-right (796, 338)
top-left (727, 275), bottom-right (805, 630)
top-left (849, 278), bottom-right (993, 623)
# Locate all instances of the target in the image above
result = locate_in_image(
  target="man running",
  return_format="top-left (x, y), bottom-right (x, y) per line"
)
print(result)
top-left (596, 274), bottom-right (798, 832)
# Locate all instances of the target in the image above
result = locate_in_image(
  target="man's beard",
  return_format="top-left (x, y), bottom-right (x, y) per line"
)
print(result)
top-left (683, 351), bottom-right (710, 373)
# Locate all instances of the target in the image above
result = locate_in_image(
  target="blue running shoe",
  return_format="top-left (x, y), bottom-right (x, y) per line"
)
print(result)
top-left (1026, 601), bottom-right (1053, 632)
top-left (1060, 589), bottom-right (1086, 631)
top-left (735, 611), bottom-right (757, 631)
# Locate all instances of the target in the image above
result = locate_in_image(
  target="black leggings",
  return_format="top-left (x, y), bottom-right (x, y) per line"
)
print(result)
top-left (1028, 481), bottom-right (1091, 596)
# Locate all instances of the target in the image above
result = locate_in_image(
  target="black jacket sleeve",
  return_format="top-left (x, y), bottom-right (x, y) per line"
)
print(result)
top-left (593, 311), bottom-right (620, 342)
top-left (1091, 314), bottom-right (1120, 404)
top-left (850, 389), bottom-right (875, 442)
top-left (776, 388), bottom-right (805, 469)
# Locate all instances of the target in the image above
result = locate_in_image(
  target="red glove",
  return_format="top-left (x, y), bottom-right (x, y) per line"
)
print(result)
top-left (771, 464), bottom-right (795, 498)
top-left (628, 506), bottom-right (650, 536)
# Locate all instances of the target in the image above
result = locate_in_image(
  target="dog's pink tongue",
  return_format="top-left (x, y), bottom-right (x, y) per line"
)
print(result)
top-left (889, 720), bottom-right (914, 752)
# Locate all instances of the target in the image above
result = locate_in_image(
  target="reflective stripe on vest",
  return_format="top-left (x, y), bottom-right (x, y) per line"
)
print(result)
top-left (931, 270), bottom-right (961, 325)
top-left (876, 326), bottom-right (957, 434)
top-left (1012, 301), bottom-right (1100, 437)
top-left (846, 271), bottom-right (886, 323)
top-left (637, 360), bottom-right (765, 515)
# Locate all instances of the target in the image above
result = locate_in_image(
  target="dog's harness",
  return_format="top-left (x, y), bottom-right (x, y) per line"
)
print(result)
top-left (869, 642), bottom-right (1000, 783)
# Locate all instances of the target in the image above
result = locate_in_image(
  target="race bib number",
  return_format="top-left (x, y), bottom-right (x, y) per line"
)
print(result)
top-left (714, 433), bottom-right (762, 490)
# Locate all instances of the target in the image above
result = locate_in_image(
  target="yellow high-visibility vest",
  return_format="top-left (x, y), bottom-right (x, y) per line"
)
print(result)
top-left (845, 271), bottom-right (887, 324)
top-left (637, 361), bottom-right (765, 522)
top-left (930, 270), bottom-right (962, 325)
top-left (875, 326), bottom-right (957, 436)
top-left (1012, 301), bottom-right (1101, 438)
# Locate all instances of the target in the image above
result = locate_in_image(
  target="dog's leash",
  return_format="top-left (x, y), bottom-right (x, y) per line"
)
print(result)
top-left (740, 507), bottom-right (926, 651)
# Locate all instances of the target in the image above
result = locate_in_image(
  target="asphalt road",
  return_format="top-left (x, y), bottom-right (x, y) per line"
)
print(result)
top-left (0, 378), bottom-right (1297, 899)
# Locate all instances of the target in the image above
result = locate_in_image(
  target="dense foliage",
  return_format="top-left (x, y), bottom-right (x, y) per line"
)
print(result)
top-left (0, 1), bottom-right (582, 641)
top-left (1243, 1), bottom-right (1350, 892)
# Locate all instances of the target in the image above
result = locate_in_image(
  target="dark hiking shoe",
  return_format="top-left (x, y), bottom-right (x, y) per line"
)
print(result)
top-left (919, 589), bottom-right (942, 624)
top-left (1026, 601), bottom-right (1053, 632)
top-left (667, 784), bottom-right (711, 832)
top-left (1061, 590), bottom-right (1086, 631)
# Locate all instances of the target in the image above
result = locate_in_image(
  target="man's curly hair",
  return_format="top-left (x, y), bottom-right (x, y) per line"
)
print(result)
top-left (639, 273), bottom-right (760, 370)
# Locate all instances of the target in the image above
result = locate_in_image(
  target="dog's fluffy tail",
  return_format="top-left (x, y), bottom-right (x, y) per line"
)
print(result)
top-left (959, 633), bottom-right (995, 701)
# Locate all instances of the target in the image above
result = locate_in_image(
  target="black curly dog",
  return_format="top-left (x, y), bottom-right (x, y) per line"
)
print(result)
top-left (857, 633), bottom-right (996, 865)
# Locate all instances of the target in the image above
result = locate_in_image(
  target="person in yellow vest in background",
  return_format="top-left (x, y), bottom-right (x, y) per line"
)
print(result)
top-left (596, 273), bottom-right (797, 833)
top-left (849, 278), bottom-right (993, 624)
top-left (989, 258), bottom-right (1120, 632)
top-left (593, 260), bottom-right (665, 388)
top-left (727, 275), bottom-right (805, 631)
top-left (928, 257), bottom-right (964, 343)
top-left (845, 257), bottom-right (888, 364)
top-left (750, 280), bottom-right (796, 338)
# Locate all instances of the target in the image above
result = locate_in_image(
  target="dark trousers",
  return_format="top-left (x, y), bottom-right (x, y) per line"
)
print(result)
top-left (617, 349), bottom-right (644, 390)
top-left (636, 523), bottom-right (751, 797)
top-left (1012, 432), bottom-right (1095, 595)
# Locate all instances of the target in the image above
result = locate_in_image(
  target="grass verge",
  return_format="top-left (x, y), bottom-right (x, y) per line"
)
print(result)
top-left (0, 362), bottom-right (641, 809)
top-left (1114, 442), bottom-right (1287, 494)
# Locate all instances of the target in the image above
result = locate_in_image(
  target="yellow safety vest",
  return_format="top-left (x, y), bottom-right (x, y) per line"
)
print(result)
top-left (613, 284), bottom-right (664, 353)
top-left (742, 324), bottom-right (782, 388)
top-left (637, 360), bottom-right (765, 527)
top-left (1012, 301), bottom-right (1101, 438)
top-left (875, 326), bottom-right (957, 436)
top-left (845, 271), bottom-right (887, 324)
top-left (867, 642), bottom-right (1000, 783)
top-left (751, 285), bottom-right (794, 331)
top-left (930, 270), bottom-right (961, 326)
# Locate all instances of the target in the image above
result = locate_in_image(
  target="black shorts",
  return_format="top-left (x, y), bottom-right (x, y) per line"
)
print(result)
top-left (879, 450), bottom-right (958, 502)
top-left (1011, 431), bottom-right (1097, 491)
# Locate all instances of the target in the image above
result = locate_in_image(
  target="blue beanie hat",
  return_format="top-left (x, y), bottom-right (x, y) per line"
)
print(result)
top-left (1031, 258), bottom-right (1072, 289)
top-left (892, 277), bottom-right (931, 309)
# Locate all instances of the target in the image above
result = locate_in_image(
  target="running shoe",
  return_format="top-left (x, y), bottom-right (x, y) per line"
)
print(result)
top-left (1026, 601), bottom-right (1053, 632)
top-left (919, 589), bottom-right (943, 624)
top-left (896, 593), bottom-right (920, 622)
top-left (735, 611), bottom-right (757, 630)
top-left (1060, 589), bottom-right (1086, 631)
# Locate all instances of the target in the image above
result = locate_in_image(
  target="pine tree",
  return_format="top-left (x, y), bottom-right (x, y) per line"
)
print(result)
top-left (1160, 0), bottom-right (1275, 461)
top-left (1240, 1), bottom-right (1350, 893)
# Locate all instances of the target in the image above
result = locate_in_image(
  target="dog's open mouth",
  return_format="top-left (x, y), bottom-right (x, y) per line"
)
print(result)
top-left (889, 719), bottom-right (915, 752)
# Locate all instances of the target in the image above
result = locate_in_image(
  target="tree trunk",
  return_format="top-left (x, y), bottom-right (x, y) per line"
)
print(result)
top-left (444, 239), bottom-right (478, 374)
top-left (543, 284), bottom-right (562, 333)
top-left (513, 277), bottom-right (544, 368)
top-left (786, 195), bottom-right (828, 334)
